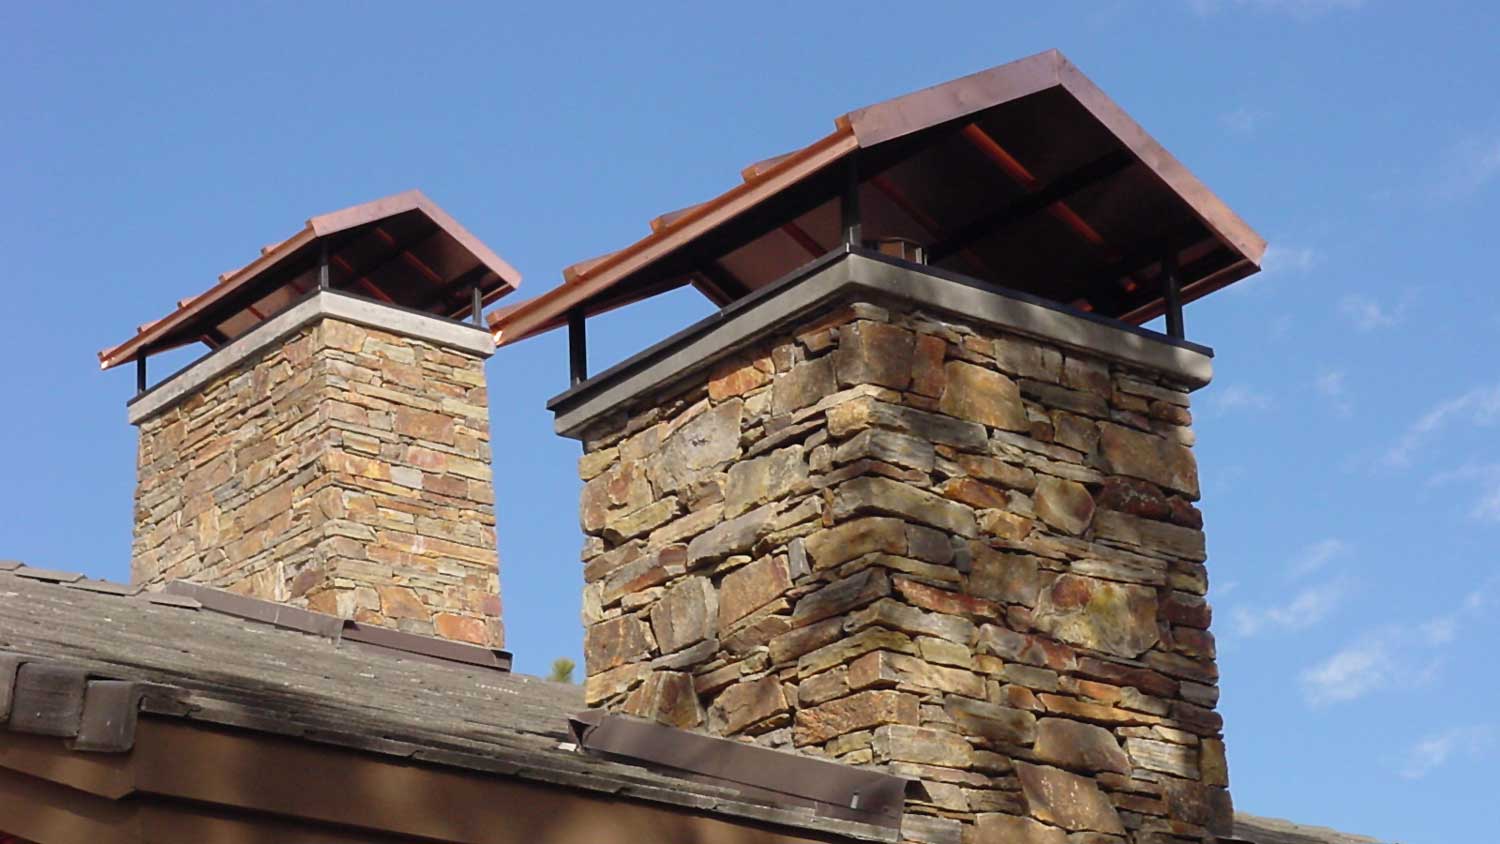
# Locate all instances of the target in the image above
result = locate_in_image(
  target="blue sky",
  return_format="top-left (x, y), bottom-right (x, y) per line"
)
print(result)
top-left (3, 2), bottom-right (1497, 841)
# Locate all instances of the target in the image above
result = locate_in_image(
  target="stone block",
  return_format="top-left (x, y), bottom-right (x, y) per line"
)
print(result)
top-left (1033, 718), bottom-right (1130, 774)
top-left (848, 650), bottom-right (985, 698)
top-left (585, 614), bottom-right (656, 671)
top-left (1124, 737), bottom-right (1200, 779)
top-left (1091, 510), bottom-right (1206, 562)
top-left (793, 689), bottom-right (919, 745)
top-left (834, 428), bottom-right (936, 472)
top-left (973, 814), bottom-right (1068, 844)
top-left (649, 399), bottom-right (743, 494)
top-left (826, 397), bottom-right (988, 451)
top-left (791, 568), bottom-right (892, 627)
top-left (910, 334), bottom-right (949, 398)
top-left (724, 446), bottom-right (808, 516)
top-left (803, 516), bottom-right (908, 570)
top-left (718, 555), bottom-right (791, 629)
top-left (1034, 476), bottom-right (1096, 536)
top-left (938, 361), bottom-right (1028, 432)
top-left (872, 725), bottom-right (973, 767)
top-left (686, 502), bottom-right (778, 567)
top-left (833, 476), bottom-right (977, 538)
top-left (772, 356), bottom-right (836, 415)
top-left (1033, 574), bottom-right (1159, 659)
top-left (649, 576), bottom-right (718, 655)
top-left (1015, 762), bottom-right (1125, 834)
top-left (943, 696), bottom-right (1037, 745)
top-left (709, 675), bottom-right (789, 734)
top-left (968, 546), bottom-right (1044, 607)
top-left (1098, 423), bottom-right (1199, 499)
top-left (834, 321), bottom-right (915, 390)
top-left (623, 670), bottom-right (703, 728)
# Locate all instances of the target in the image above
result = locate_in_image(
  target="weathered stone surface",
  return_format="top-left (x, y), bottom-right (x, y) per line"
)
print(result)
top-left (1033, 718), bottom-right (1131, 774)
top-left (833, 476), bottom-right (977, 538)
top-left (849, 649), bottom-right (985, 698)
top-left (649, 399), bottom-right (744, 494)
top-left (956, 453), bottom-right (1038, 492)
top-left (685, 502), bottom-right (778, 567)
top-left (845, 599), bottom-right (977, 643)
top-left (602, 496), bottom-right (678, 542)
top-left (1091, 510), bottom-right (1206, 562)
top-left (834, 428), bottom-right (936, 472)
top-left (772, 356), bottom-right (836, 415)
top-left (994, 335), bottom-right (1063, 382)
top-left (827, 397), bottom-right (988, 451)
top-left (1200, 738), bottom-right (1229, 787)
top-left (1034, 476), bottom-right (1096, 536)
top-left (834, 321), bottom-right (914, 390)
top-left (943, 697), bottom-right (1037, 745)
top-left (938, 477), bottom-right (1012, 510)
top-left (1020, 380), bottom-right (1109, 419)
top-left (910, 333), bottom-right (949, 398)
top-left (793, 689), bottom-right (919, 745)
top-left (649, 576), bottom-right (718, 655)
top-left (1033, 574), bottom-right (1159, 659)
top-left (1098, 423), bottom-right (1199, 499)
top-left (768, 615), bottom-right (844, 664)
top-left (1016, 762), bottom-right (1125, 834)
top-left (872, 725), bottom-right (973, 767)
top-left (939, 361), bottom-right (1028, 432)
top-left (1092, 476), bottom-right (1170, 522)
top-left (791, 568), bottom-right (891, 627)
top-left (585, 614), bottom-right (655, 671)
top-left (623, 670), bottom-right (703, 727)
top-left (1069, 554), bottom-right (1167, 587)
top-left (1124, 737), bottom-right (1200, 778)
top-left (718, 555), bottom-right (791, 629)
top-left (585, 662), bottom-right (647, 705)
top-left (798, 627), bottom-right (915, 677)
top-left (893, 576), bottom-right (1000, 621)
top-left (724, 446), bottom-right (808, 516)
top-left (708, 356), bottom-right (772, 400)
top-left (974, 814), bottom-right (1068, 844)
top-left (803, 516), bottom-right (908, 570)
top-left (708, 675), bottom-right (789, 734)
top-left (969, 546), bottom-right (1043, 607)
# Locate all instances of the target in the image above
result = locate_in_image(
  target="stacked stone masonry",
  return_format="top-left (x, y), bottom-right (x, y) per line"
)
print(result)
top-left (132, 317), bottom-right (503, 646)
top-left (576, 298), bottom-right (1225, 844)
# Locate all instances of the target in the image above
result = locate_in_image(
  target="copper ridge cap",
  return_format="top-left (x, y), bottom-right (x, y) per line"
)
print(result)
top-left (98, 189), bottom-right (522, 370)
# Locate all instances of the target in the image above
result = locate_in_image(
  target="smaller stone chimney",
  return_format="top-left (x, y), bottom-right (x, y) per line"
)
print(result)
top-left (103, 192), bottom-right (519, 647)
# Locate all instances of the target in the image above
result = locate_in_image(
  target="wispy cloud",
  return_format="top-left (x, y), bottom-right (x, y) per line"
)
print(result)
top-left (1428, 462), bottom-right (1500, 522)
top-left (1400, 726), bottom-right (1494, 780)
top-left (1303, 578), bottom-right (1497, 706)
top-left (1385, 385), bottom-right (1500, 468)
top-left (1231, 577), bottom-right (1349, 637)
top-left (1236, 244), bottom-right (1320, 295)
top-left (1436, 133), bottom-right (1500, 199)
top-left (1301, 633), bottom-right (1398, 705)
top-left (1207, 384), bottom-right (1273, 416)
top-left (1338, 294), bottom-right (1403, 331)
top-left (1288, 538), bottom-right (1349, 578)
top-left (1315, 369), bottom-right (1353, 416)
top-left (1221, 106), bottom-right (1270, 136)
top-left (1188, 0), bottom-right (1365, 17)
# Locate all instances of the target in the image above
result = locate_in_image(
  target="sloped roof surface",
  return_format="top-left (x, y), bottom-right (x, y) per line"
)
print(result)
top-left (492, 49), bottom-right (1265, 346)
top-left (0, 564), bottom-right (885, 842)
top-left (1234, 812), bottom-right (1391, 844)
top-left (99, 190), bottom-right (521, 370)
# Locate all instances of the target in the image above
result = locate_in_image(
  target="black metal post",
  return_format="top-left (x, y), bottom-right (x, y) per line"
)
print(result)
top-left (318, 243), bottom-right (330, 291)
top-left (136, 356), bottom-right (147, 395)
top-left (472, 286), bottom-right (484, 327)
top-left (568, 309), bottom-right (588, 386)
top-left (841, 156), bottom-right (862, 248)
top-left (1162, 251), bottom-right (1185, 340)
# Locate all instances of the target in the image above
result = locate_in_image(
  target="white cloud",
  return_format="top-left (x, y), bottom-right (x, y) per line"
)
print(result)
top-left (1315, 369), bottom-right (1353, 416)
top-left (1236, 244), bottom-right (1319, 295)
top-left (1386, 386), bottom-right (1500, 468)
top-left (1428, 462), bottom-right (1500, 521)
top-left (1232, 578), bottom-right (1349, 637)
top-left (1301, 634), bottom-right (1397, 705)
top-left (1288, 538), bottom-right (1349, 578)
top-left (1207, 384), bottom-right (1273, 416)
top-left (1400, 726), bottom-right (1494, 780)
top-left (1221, 106), bottom-right (1270, 136)
top-left (1338, 294), bottom-right (1402, 331)
top-left (1189, 0), bottom-right (1364, 17)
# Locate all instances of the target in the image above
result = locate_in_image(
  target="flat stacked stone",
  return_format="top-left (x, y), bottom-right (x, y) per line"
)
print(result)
top-left (132, 317), bottom-right (503, 646)
top-left (574, 298), bottom-right (1225, 844)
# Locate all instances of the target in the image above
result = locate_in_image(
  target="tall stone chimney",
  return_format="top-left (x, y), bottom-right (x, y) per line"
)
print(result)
top-left (102, 192), bottom-right (519, 647)
top-left (559, 257), bottom-right (1225, 842)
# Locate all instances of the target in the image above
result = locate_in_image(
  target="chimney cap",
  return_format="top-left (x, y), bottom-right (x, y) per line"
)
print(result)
top-left (492, 49), bottom-right (1266, 347)
top-left (98, 189), bottom-right (521, 370)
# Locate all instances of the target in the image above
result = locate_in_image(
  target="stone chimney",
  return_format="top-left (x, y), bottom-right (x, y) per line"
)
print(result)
top-left (558, 255), bottom-right (1228, 842)
top-left (109, 192), bottom-right (516, 648)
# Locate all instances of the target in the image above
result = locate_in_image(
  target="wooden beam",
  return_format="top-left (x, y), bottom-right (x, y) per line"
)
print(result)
top-left (371, 226), bottom-right (445, 286)
top-left (869, 174), bottom-right (995, 276)
top-left (929, 148), bottom-right (1134, 261)
top-left (961, 124), bottom-right (1115, 252)
top-left (780, 223), bottom-right (824, 259)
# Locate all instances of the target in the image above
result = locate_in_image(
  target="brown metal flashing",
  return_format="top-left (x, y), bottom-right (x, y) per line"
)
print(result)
top-left (162, 580), bottom-right (344, 638)
top-left (12, 567), bottom-right (83, 584)
top-left (98, 189), bottom-right (522, 371)
top-left (492, 49), bottom-right (1265, 348)
top-left (341, 621), bottom-right (513, 672)
top-left (569, 710), bottom-right (915, 830)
